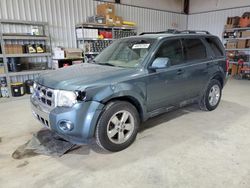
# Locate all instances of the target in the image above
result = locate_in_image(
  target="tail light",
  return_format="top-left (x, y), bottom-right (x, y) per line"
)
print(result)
top-left (226, 59), bottom-right (229, 73)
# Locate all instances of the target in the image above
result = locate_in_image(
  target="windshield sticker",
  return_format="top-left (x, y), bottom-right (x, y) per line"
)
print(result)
top-left (132, 44), bottom-right (150, 49)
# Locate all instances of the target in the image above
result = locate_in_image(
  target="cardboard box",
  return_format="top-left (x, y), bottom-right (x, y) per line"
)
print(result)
top-left (64, 48), bottom-right (83, 59)
top-left (114, 16), bottom-right (123, 26)
top-left (5, 44), bottom-right (23, 54)
top-left (241, 31), bottom-right (250, 38)
top-left (53, 47), bottom-right (65, 59)
top-left (225, 24), bottom-right (233, 29)
top-left (237, 40), bottom-right (247, 49)
top-left (227, 17), bottom-right (240, 25)
top-left (226, 41), bottom-right (237, 49)
top-left (97, 3), bottom-right (115, 17)
top-left (246, 39), bottom-right (250, 48)
top-left (0, 64), bottom-right (5, 74)
top-left (105, 14), bottom-right (115, 26)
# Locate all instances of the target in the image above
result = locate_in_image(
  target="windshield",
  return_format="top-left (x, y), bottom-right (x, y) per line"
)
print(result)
top-left (94, 38), bottom-right (156, 68)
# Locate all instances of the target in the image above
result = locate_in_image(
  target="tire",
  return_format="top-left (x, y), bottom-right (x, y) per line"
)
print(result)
top-left (199, 79), bottom-right (222, 111)
top-left (95, 101), bottom-right (140, 152)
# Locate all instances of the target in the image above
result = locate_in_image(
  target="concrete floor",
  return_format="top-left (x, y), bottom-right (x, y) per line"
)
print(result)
top-left (0, 79), bottom-right (250, 188)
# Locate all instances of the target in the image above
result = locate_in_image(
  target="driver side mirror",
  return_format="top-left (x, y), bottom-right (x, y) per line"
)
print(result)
top-left (149, 57), bottom-right (170, 70)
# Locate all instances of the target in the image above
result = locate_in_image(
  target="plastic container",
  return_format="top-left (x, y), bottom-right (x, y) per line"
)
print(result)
top-left (8, 58), bottom-right (21, 72)
top-left (11, 82), bottom-right (25, 97)
top-left (25, 80), bottom-right (34, 94)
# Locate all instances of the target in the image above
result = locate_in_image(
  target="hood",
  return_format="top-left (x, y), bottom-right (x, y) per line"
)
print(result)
top-left (37, 63), bottom-right (140, 90)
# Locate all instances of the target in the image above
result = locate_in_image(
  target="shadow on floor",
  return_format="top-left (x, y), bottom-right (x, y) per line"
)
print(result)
top-left (12, 100), bottom-right (248, 158)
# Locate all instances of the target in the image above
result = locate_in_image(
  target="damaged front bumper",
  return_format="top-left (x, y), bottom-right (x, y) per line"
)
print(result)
top-left (31, 97), bottom-right (104, 144)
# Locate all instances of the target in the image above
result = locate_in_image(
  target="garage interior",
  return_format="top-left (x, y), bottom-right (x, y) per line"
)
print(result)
top-left (0, 0), bottom-right (250, 187)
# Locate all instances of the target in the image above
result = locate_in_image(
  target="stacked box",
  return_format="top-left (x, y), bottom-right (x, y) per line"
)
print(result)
top-left (226, 41), bottom-right (237, 49)
top-left (225, 16), bottom-right (240, 29)
top-left (97, 3), bottom-right (115, 17)
top-left (237, 40), bottom-right (247, 49)
top-left (4, 44), bottom-right (23, 54)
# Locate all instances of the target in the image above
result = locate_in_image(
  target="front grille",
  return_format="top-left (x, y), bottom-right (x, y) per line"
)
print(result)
top-left (33, 112), bottom-right (50, 127)
top-left (34, 84), bottom-right (55, 108)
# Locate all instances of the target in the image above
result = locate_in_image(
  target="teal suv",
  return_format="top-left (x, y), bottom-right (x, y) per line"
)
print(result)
top-left (31, 30), bottom-right (228, 151)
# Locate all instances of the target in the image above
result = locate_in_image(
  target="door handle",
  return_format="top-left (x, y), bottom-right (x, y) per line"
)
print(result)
top-left (177, 69), bottom-right (184, 75)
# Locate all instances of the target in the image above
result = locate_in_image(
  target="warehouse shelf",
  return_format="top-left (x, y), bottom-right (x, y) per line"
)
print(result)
top-left (224, 37), bottom-right (250, 40)
top-left (8, 69), bottom-right (51, 76)
top-left (0, 19), bottom-right (52, 99)
top-left (229, 61), bottom-right (250, 65)
top-left (225, 27), bottom-right (250, 31)
top-left (76, 23), bottom-right (111, 29)
top-left (2, 35), bottom-right (49, 40)
top-left (76, 23), bottom-right (136, 30)
top-left (76, 23), bottom-right (137, 59)
top-left (53, 57), bottom-right (84, 60)
top-left (5, 53), bottom-right (51, 58)
top-left (225, 48), bottom-right (250, 51)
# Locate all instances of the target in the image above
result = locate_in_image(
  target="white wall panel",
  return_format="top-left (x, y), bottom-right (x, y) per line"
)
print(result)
top-left (188, 7), bottom-right (250, 39)
top-left (190, 0), bottom-right (250, 14)
top-left (0, 0), bottom-right (187, 48)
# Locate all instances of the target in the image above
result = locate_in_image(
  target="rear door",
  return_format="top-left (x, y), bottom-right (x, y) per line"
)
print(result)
top-left (181, 37), bottom-right (211, 98)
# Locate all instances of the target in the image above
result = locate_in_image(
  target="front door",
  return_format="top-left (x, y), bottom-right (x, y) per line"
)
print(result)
top-left (146, 39), bottom-right (188, 112)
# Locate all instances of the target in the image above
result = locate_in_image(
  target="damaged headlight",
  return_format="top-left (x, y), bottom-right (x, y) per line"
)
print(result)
top-left (56, 90), bottom-right (77, 107)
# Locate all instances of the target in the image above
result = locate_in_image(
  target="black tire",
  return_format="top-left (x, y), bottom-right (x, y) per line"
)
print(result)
top-left (199, 79), bottom-right (222, 111)
top-left (95, 101), bottom-right (140, 152)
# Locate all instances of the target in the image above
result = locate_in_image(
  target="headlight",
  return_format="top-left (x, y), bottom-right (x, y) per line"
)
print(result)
top-left (33, 82), bottom-right (37, 90)
top-left (56, 90), bottom-right (77, 107)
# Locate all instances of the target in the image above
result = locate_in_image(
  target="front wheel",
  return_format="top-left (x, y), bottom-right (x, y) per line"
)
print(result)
top-left (199, 79), bottom-right (222, 111)
top-left (95, 101), bottom-right (140, 152)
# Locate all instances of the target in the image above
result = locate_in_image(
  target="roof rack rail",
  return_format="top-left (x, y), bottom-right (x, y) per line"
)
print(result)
top-left (139, 30), bottom-right (210, 36)
top-left (180, 30), bottom-right (210, 34)
top-left (139, 29), bottom-right (180, 35)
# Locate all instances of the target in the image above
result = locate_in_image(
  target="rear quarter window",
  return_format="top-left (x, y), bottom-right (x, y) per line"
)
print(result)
top-left (205, 37), bottom-right (224, 58)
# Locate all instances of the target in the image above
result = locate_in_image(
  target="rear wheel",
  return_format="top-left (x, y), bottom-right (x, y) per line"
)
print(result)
top-left (199, 79), bottom-right (222, 111)
top-left (95, 101), bottom-right (139, 152)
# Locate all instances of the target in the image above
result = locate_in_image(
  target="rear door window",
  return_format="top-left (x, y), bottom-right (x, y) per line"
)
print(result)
top-left (182, 38), bottom-right (208, 62)
top-left (155, 39), bottom-right (184, 66)
top-left (205, 37), bottom-right (224, 58)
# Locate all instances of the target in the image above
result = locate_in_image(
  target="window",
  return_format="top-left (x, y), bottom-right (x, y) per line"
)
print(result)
top-left (182, 39), bottom-right (207, 61)
top-left (95, 38), bottom-right (155, 68)
top-left (205, 37), bottom-right (224, 57)
top-left (155, 39), bottom-right (184, 66)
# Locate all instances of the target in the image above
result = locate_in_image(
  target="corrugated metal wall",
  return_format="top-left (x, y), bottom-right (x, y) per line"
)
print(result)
top-left (188, 7), bottom-right (250, 39)
top-left (0, 0), bottom-right (187, 48)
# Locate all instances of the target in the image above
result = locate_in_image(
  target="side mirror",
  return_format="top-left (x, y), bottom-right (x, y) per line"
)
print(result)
top-left (149, 57), bottom-right (170, 70)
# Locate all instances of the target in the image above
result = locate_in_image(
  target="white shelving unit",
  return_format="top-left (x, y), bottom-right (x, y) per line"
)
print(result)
top-left (0, 20), bottom-right (52, 99)
top-left (75, 23), bottom-right (137, 60)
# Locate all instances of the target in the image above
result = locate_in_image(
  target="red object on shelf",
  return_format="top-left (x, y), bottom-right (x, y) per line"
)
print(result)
top-left (99, 30), bottom-right (113, 39)
top-left (63, 63), bottom-right (69, 67)
top-left (238, 59), bottom-right (244, 66)
top-left (106, 31), bottom-right (112, 38)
